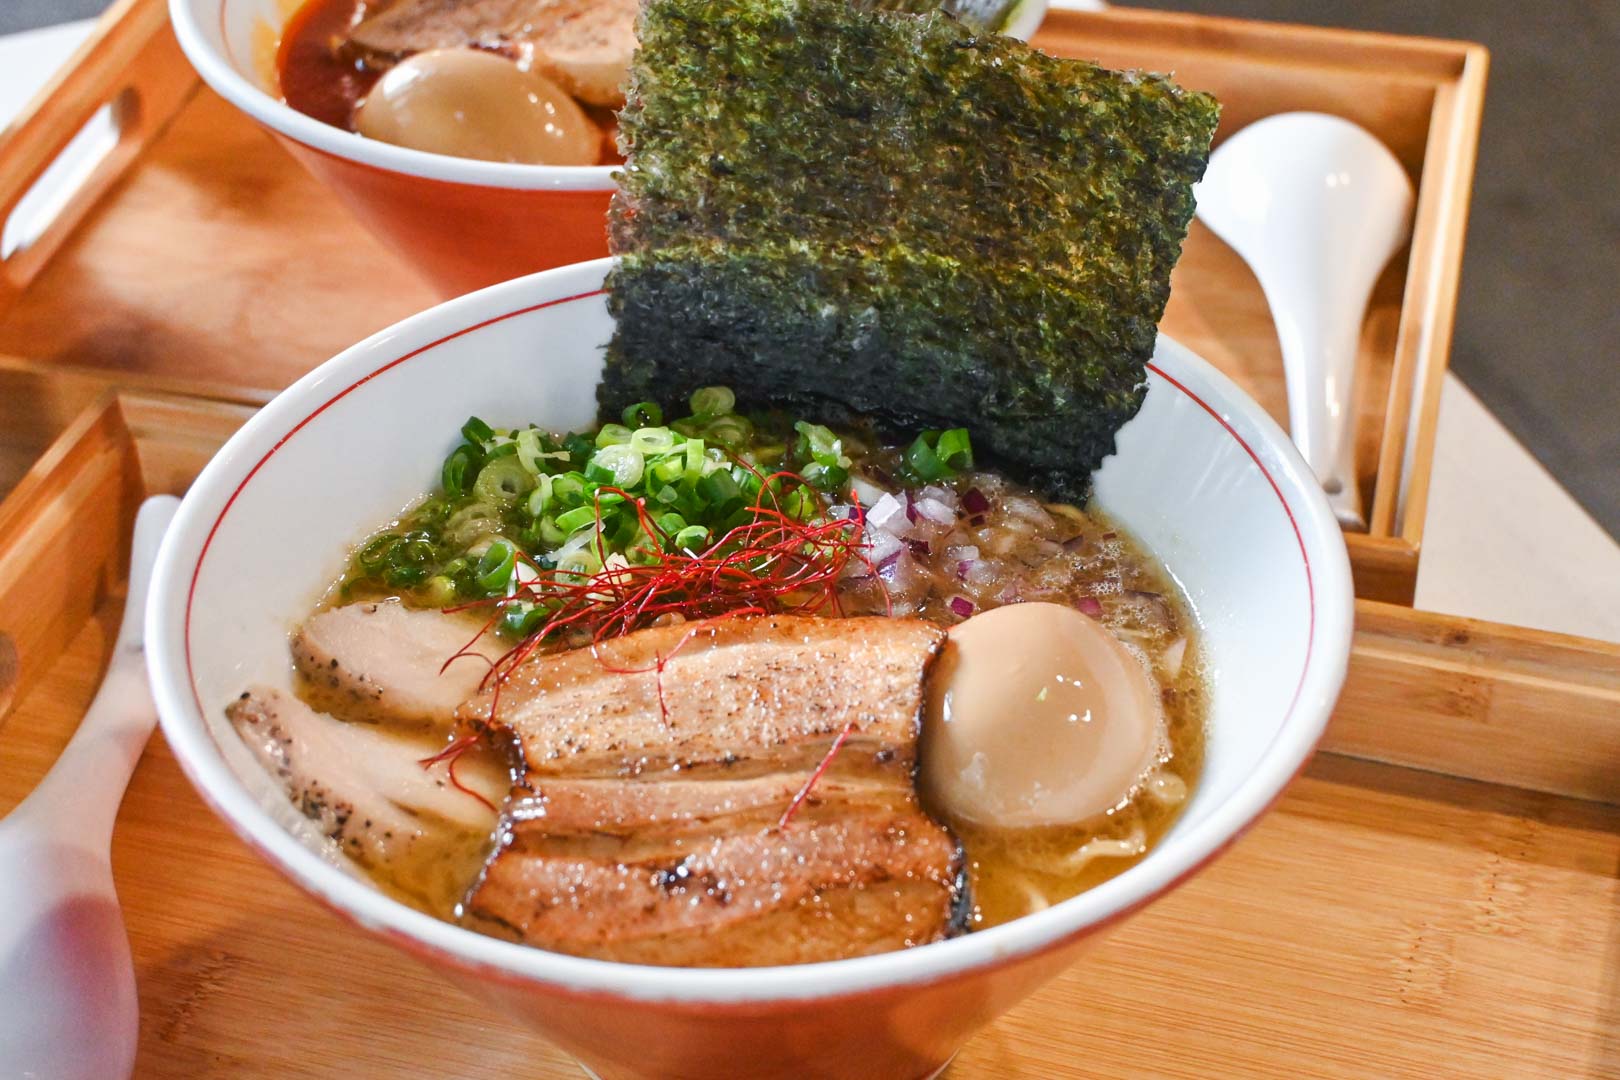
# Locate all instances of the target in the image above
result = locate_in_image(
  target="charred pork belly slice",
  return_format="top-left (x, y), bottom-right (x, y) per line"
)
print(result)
top-left (293, 601), bottom-right (496, 730)
top-left (512, 772), bottom-right (916, 837)
top-left (465, 803), bottom-right (963, 966)
top-left (227, 687), bottom-right (503, 879)
top-left (457, 614), bottom-right (965, 964)
top-left (345, 0), bottom-right (637, 106)
top-left (458, 614), bottom-right (946, 778)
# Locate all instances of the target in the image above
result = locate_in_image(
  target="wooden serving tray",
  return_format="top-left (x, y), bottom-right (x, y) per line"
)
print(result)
top-left (0, 0), bottom-right (1486, 605)
top-left (3, 392), bottom-right (1617, 1079)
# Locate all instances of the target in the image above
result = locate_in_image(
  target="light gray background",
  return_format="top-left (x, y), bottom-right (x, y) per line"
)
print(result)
top-left (4, 0), bottom-right (1615, 536)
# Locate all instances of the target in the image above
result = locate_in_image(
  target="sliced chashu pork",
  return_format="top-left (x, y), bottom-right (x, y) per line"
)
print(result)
top-left (458, 614), bottom-right (946, 779)
top-left (466, 804), bottom-right (961, 966)
top-left (293, 601), bottom-right (498, 730)
top-left (346, 0), bottom-right (637, 106)
top-left (458, 614), bottom-right (966, 965)
top-left (227, 686), bottom-right (503, 870)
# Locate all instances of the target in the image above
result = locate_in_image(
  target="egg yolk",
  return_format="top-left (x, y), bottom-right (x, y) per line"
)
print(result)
top-left (920, 602), bottom-right (1166, 828)
top-left (354, 48), bottom-right (597, 166)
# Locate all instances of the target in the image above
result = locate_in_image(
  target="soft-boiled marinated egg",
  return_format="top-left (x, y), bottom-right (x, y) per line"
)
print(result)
top-left (921, 602), bottom-right (1166, 828)
top-left (354, 48), bottom-right (597, 166)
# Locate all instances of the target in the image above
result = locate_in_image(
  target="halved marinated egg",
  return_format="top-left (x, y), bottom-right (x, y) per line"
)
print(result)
top-left (921, 601), bottom-right (1166, 828)
top-left (354, 48), bottom-right (597, 166)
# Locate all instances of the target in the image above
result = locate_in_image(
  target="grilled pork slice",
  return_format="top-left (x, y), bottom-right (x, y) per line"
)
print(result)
top-left (458, 614), bottom-right (964, 965)
top-left (458, 615), bottom-right (947, 779)
top-left (293, 601), bottom-right (496, 730)
top-left (346, 0), bottom-right (637, 106)
top-left (227, 686), bottom-right (503, 868)
top-left (513, 773), bottom-right (912, 836)
top-left (465, 803), bottom-right (962, 966)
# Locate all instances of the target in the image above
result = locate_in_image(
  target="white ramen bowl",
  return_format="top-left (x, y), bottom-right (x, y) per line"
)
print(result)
top-left (145, 256), bottom-right (1353, 1080)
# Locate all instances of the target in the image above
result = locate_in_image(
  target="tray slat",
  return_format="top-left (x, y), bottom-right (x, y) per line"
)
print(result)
top-left (2, 392), bottom-right (1618, 1079)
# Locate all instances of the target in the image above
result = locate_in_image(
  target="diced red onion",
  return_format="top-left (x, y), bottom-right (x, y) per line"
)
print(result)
top-left (961, 487), bottom-right (990, 514)
top-left (876, 550), bottom-right (902, 574)
top-left (904, 538), bottom-right (931, 558)
top-left (915, 496), bottom-right (956, 525)
top-left (956, 560), bottom-right (973, 580)
top-left (866, 529), bottom-right (903, 567)
top-left (1101, 531), bottom-right (1117, 541)
top-left (867, 493), bottom-right (906, 533)
top-left (1076, 596), bottom-right (1103, 618)
top-left (904, 490), bottom-right (918, 524)
top-left (949, 596), bottom-right (975, 618)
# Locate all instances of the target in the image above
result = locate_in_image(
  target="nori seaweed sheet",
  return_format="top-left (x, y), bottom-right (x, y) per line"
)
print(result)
top-left (601, 0), bottom-right (1219, 501)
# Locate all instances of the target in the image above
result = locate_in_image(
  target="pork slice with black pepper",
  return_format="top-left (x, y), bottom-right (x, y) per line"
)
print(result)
top-left (227, 686), bottom-right (503, 868)
top-left (293, 601), bottom-right (497, 730)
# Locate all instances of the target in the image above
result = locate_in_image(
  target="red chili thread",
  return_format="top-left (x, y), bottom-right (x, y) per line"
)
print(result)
top-left (417, 734), bottom-right (497, 813)
top-left (778, 718), bottom-right (856, 829)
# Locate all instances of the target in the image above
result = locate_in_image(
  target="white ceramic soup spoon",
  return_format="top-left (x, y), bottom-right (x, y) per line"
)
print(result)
top-left (1195, 111), bottom-right (1414, 530)
top-left (0, 495), bottom-right (179, 1080)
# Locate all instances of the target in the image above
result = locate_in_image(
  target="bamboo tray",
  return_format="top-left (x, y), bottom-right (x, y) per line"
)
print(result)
top-left (3, 391), bottom-right (1618, 1078)
top-left (0, 0), bottom-right (1486, 604)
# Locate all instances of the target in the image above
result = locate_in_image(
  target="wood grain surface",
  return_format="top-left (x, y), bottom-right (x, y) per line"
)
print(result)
top-left (0, 1), bottom-right (1488, 603)
top-left (1, 393), bottom-right (1617, 1079)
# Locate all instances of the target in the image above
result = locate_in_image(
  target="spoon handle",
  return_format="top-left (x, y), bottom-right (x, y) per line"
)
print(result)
top-left (5, 496), bottom-right (179, 844)
top-left (1269, 284), bottom-right (1367, 531)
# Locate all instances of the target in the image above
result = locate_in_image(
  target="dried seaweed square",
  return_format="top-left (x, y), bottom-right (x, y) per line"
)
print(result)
top-left (601, 0), bottom-right (1219, 499)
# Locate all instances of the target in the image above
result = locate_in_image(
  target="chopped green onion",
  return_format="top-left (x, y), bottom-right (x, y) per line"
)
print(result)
top-left (793, 421), bottom-right (851, 468)
top-left (563, 432), bottom-right (594, 464)
top-left (904, 432), bottom-right (949, 482)
top-left (473, 540), bottom-right (517, 593)
top-left (499, 601), bottom-right (548, 638)
top-left (703, 414), bottom-right (754, 448)
top-left (516, 428), bottom-right (548, 475)
top-left (441, 444), bottom-right (483, 498)
top-left (697, 469), bottom-right (743, 514)
top-left (555, 505), bottom-right (598, 534)
top-left (551, 473), bottom-right (587, 506)
top-left (672, 524), bottom-right (710, 550)
top-left (589, 444), bottom-right (646, 488)
top-left (622, 401), bottom-right (664, 428)
top-left (473, 456), bottom-right (534, 508)
top-left (383, 565), bottom-right (427, 587)
top-left (461, 417), bottom-right (494, 446)
top-left (689, 386), bottom-right (736, 417)
top-left (682, 438), bottom-right (706, 482)
top-left (936, 427), bottom-right (973, 470)
top-left (419, 575), bottom-right (457, 607)
top-left (358, 534), bottom-right (398, 570)
top-left (631, 426), bottom-right (678, 455)
top-left (526, 473), bottom-right (554, 516)
top-left (595, 423), bottom-right (634, 448)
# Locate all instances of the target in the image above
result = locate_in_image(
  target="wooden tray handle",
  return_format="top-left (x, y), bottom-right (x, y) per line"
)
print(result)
top-left (1330, 600), bottom-right (1620, 805)
top-left (0, 0), bottom-right (197, 316)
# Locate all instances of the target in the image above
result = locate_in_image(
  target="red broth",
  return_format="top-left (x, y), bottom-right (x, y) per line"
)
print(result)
top-left (278, 0), bottom-right (379, 131)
